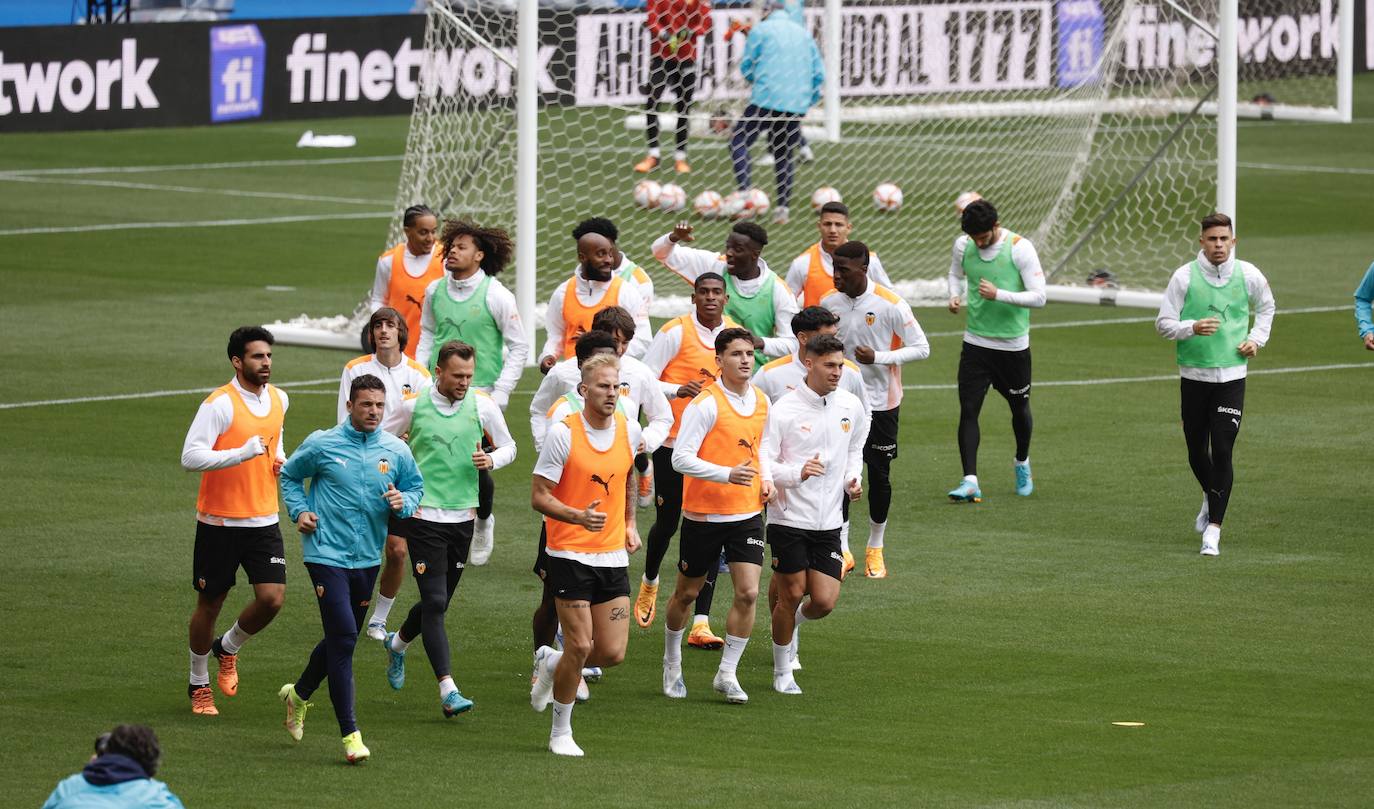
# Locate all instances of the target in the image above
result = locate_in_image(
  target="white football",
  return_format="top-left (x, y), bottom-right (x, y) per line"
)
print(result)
top-left (693, 190), bottom-right (724, 219)
top-left (742, 187), bottom-right (771, 218)
top-left (811, 186), bottom-right (842, 211)
top-left (658, 183), bottom-right (687, 212)
top-left (954, 190), bottom-right (982, 214)
top-left (633, 179), bottom-right (662, 209)
top-left (721, 190), bottom-right (748, 219)
top-left (873, 182), bottom-right (903, 212)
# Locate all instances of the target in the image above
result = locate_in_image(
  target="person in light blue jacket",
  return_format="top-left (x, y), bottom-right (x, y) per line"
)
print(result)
top-left (730, 0), bottom-right (824, 224)
top-left (43, 725), bottom-right (183, 809)
top-left (1354, 261), bottom-right (1374, 350)
top-left (277, 373), bottom-right (422, 764)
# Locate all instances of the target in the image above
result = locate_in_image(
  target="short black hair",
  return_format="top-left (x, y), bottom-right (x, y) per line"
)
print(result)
top-left (791, 306), bottom-right (840, 335)
top-left (818, 201), bottom-right (850, 219)
top-left (575, 330), bottom-right (620, 365)
top-left (227, 326), bottom-right (274, 361)
top-left (961, 199), bottom-right (999, 235)
top-left (694, 272), bottom-right (726, 291)
top-left (590, 305), bottom-right (635, 340)
top-left (714, 326), bottom-right (755, 355)
top-left (105, 724), bottom-right (162, 777)
top-left (834, 240), bottom-right (870, 264)
top-left (804, 333), bottom-right (846, 358)
top-left (349, 373), bottom-right (386, 401)
top-left (571, 217), bottom-right (619, 243)
top-left (403, 204), bottom-right (437, 227)
top-left (731, 221), bottom-right (768, 247)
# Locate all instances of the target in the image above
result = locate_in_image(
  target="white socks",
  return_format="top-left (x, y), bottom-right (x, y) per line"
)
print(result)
top-left (642, 574), bottom-right (658, 586)
top-left (794, 602), bottom-right (811, 628)
top-left (771, 642), bottom-right (791, 675)
top-left (372, 594), bottom-right (396, 624)
top-left (648, 147), bottom-right (662, 158)
top-left (719, 634), bottom-right (748, 675)
top-left (389, 632), bottom-right (410, 653)
top-left (220, 621), bottom-right (250, 655)
top-left (664, 626), bottom-right (684, 666)
top-left (674, 150), bottom-right (687, 162)
top-left (840, 521), bottom-right (851, 554)
top-left (551, 698), bottom-right (574, 736)
top-left (189, 649), bottom-right (209, 686)
top-left (868, 520), bottom-right (887, 549)
top-left (692, 613), bottom-right (709, 627)
top-left (439, 676), bottom-right (457, 699)
top-left (964, 474), bottom-right (979, 486)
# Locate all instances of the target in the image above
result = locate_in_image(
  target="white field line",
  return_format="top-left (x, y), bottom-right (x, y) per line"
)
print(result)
top-left (0, 173), bottom-right (387, 206)
top-left (922, 305), bottom-right (1346, 338)
top-left (901, 362), bottom-right (1371, 391)
top-left (0, 211), bottom-right (391, 236)
top-left (1236, 161), bottom-right (1374, 176)
top-left (4, 362), bottom-right (1369, 411)
top-left (0, 155), bottom-right (404, 177)
top-left (0, 377), bottom-right (338, 411)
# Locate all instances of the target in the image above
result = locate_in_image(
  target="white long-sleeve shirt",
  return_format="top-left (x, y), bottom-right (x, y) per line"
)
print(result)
top-left (528, 355), bottom-right (673, 454)
top-left (370, 244), bottom-right (438, 310)
top-left (764, 383), bottom-right (868, 531)
top-left (415, 271), bottom-right (529, 407)
top-left (785, 242), bottom-right (894, 300)
top-left (947, 230), bottom-right (1047, 351)
top-left (1155, 250), bottom-right (1275, 383)
top-left (820, 279), bottom-right (931, 411)
top-left (396, 386), bottom-right (516, 523)
top-left (651, 233), bottom-right (799, 359)
top-left (672, 382), bottom-right (772, 522)
top-left (540, 270), bottom-right (651, 362)
top-left (181, 376), bottom-right (289, 528)
top-left (754, 351), bottom-right (871, 416)
top-left (336, 353), bottom-right (432, 437)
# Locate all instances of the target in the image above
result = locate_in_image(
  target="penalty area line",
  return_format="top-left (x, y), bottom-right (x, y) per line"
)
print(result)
top-left (0, 211), bottom-right (391, 236)
top-left (0, 378), bottom-right (339, 411)
top-left (902, 362), bottom-right (1372, 391)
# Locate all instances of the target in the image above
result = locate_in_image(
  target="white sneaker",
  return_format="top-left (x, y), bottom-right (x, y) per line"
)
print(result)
top-left (470, 516), bottom-right (494, 566)
top-left (1200, 525), bottom-right (1221, 556)
top-left (758, 153), bottom-right (776, 167)
top-left (712, 670), bottom-right (749, 704)
top-left (799, 144), bottom-right (815, 162)
top-left (575, 677), bottom-right (590, 703)
top-left (1195, 497), bottom-right (1210, 534)
top-left (581, 666), bottom-right (602, 683)
top-left (663, 662), bottom-right (686, 699)
top-left (365, 619), bottom-right (386, 642)
top-left (772, 672), bottom-right (802, 695)
top-left (530, 646), bottom-right (556, 712)
top-left (549, 733), bottom-right (584, 757)
top-left (772, 206), bottom-right (790, 225)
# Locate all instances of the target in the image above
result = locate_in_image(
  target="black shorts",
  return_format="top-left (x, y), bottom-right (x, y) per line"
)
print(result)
top-left (678, 514), bottom-right (765, 578)
top-left (405, 518), bottom-right (474, 580)
top-left (192, 521), bottom-right (286, 597)
top-left (864, 407), bottom-right (900, 465)
top-left (768, 524), bottom-right (844, 581)
top-left (387, 512), bottom-right (410, 540)
top-left (532, 523), bottom-right (549, 580)
top-left (1180, 377), bottom-right (1245, 434)
top-left (643, 56), bottom-right (697, 103)
top-left (958, 342), bottom-right (1032, 401)
top-left (545, 556), bottom-right (630, 605)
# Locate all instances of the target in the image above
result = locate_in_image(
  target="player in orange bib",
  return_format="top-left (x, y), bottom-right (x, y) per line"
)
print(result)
top-left (662, 327), bottom-right (774, 705)
top-left (179, 326), bottom-right (289, 716)
top-left (529, 354), bottom-right (643, 757)
top-left (538, 223), bottom-right (650, 372)
top-left (784, 202), bottom-right (893, 308)
top-left (369, 205), bottom-right (444, 358)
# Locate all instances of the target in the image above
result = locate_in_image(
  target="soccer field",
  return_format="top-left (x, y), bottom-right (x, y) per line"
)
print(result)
top-left (3, 77), bottom-right (1373, 807)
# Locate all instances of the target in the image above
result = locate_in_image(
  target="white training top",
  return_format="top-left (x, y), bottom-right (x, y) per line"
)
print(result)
top-left (180, 375), bottom-right (289, 528)
top-left (753, 351), bottom-right (871, 416)
top-left (672, 383), bottom-right (773, 523)
top-left (764, 382), bottom-right (868, 531)
top-left (540, 270), bottom-right (651, 362)
top-left (651, 232), bottom-right (800, 359)
top-left (946, 230), bottom-right (1047, 352)
top-left (336, 353), bottom-right (432, 437)
top-left (396, 387), bottom-right (516, 523)
top-left (369, 244), bottom-right (439, 311)
top-left (641, 311), bottom-right (734, 447)
top-left (820, 279), bottom-right (931, 411)
top-left (1155, 250), bottom-right (1276, 383)
top-left (785, 242), bottom-right (894, 301)
top-left (533, 413), bottom-right (644, 568)
top-left (528, 355), bottom-right (673, 454)
top-left (415, 270), bottom-right (529, 409)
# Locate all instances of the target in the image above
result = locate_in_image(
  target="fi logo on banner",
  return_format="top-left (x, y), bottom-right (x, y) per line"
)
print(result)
top-left (210, 24), bottom-right (265, 122)
top-left (1057, 0), bottom-right (1104, 88)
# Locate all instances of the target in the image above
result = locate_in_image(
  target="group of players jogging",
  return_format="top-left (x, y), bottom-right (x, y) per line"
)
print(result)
top-left (180, 197), bottom-right (1273, 760)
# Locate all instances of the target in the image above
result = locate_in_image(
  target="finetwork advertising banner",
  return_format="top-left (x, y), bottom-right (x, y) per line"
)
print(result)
top-left (0, 4), bottom-right (1368, 133)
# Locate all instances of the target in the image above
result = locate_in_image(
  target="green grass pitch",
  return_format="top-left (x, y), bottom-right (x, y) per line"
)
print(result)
top-left (2, 77), bottom-right (1373, 808)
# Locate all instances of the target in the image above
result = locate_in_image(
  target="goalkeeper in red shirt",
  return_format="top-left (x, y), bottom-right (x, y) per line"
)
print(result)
top-left (635, 0), bottom-right (714, 175)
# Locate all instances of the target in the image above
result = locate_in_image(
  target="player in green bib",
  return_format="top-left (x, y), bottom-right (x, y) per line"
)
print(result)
top-left (383, 340), bottom-right (518, 716)
top-left (1155, 212), bottom-right (1275, 556)
top-left (417, 219), bottom-right (529, 568)
top-left (945, 199), bottom-right (1046, 503)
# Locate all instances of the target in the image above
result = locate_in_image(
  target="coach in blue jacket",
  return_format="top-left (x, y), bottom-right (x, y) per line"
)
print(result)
top-left (278, 373), bottom-right (423, 764)
top-left (731, 0), bottom-right (824, 224)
